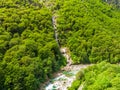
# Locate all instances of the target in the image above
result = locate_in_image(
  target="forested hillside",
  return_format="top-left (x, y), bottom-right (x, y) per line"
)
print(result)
top-left (57, 0), bottom-right (120, 64)
top-left (69, 62), bottom-right (120, 90)
top-left (55, 0), bottom-right (120, 89)
top-left (0, 0), bottom-right (120, 90)
top-left (0, 0), bottom-right (66, 90)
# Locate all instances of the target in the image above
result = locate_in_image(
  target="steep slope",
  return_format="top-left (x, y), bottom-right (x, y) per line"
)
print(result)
top-left (69, 62), bottom-right (120, 90)
top-left (0, 1), bottom-right (66, 90)
top-left (57, 0), bottom-right (120, 64)
top-left (1, 0), bottom-right (120, 90)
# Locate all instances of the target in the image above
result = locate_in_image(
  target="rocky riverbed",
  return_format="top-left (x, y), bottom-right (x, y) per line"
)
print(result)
top-left (40, 48), bottom-right (91, 90)
top-left (44, 65), bottom-right (90, 90)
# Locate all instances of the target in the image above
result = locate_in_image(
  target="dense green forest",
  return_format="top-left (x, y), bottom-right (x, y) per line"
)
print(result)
top-left (0, 0), bottom-right (66, 90)
top-left (57, 0), bottom-right (120, 64)
top-left (55, 0), bottom-right (120, 89)
top-left (0, 0), bottom-right (120, 90)
top-left (69, 62), bottom-right (120, 90)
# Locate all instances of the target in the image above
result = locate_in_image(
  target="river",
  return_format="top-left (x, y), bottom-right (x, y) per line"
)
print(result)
top-left (39, 2), bottom-right (91, 89)
top-left (44, 65), bottom-right (90, 90)
top-left (40, 48), bottom-right (91, 90)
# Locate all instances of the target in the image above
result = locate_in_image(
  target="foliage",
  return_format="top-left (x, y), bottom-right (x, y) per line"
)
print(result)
top-left (0, 1), bottom-right (66, 90)
top-left (69, 62), bottom-right (120, 90)
top-left (57, 0), bottom-right (120, 64)
top-left (1, 0), bottom-right (120, 89)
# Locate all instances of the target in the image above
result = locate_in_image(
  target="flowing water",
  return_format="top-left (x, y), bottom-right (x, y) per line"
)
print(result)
top-left (39, 3), bottom-right (91, 89)
top-left (44, 65), bottom-right (89, 90)
top-left (40, 48), bottom-right (91, 90)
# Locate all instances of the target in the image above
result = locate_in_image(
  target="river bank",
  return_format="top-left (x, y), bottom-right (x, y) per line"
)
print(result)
top-left (40, 64), bottom-right (90, 90)
top-left (40, 48), bottom-right (91, 90)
